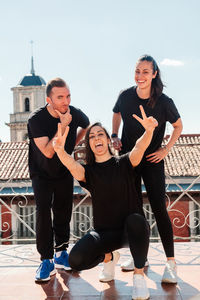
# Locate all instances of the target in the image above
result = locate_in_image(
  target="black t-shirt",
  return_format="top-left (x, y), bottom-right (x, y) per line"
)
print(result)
top-left (113, 86), bottom-right (180, 155)
top-left (79, 154), bottom-right (143, 231)
top-left (28, 105), bottom-right (89, 179)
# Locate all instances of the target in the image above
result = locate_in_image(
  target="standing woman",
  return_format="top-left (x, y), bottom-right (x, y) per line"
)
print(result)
top-left (53, 107), bottom-right (158, 300)
top-left (112, 54), bottom-right (183, 283)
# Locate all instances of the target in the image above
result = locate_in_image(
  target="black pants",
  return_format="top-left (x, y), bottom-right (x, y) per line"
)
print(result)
top-left (32, 174), bottom-right (73, 260)
top-left (136, 159), bottom-right (174, 257)
top-left (69, 213), bottom-right (149, 270)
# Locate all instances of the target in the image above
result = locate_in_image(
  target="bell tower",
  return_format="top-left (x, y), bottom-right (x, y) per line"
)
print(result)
top-left (6, 54), bottom-right (46, 142)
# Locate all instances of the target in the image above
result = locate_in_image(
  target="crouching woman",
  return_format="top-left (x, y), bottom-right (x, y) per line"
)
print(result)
top-left (53, 106), bottom-right (158, 300)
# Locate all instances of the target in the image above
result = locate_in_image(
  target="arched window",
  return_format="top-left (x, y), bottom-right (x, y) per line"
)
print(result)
top-left (24, 98), bottom-right (30, 112)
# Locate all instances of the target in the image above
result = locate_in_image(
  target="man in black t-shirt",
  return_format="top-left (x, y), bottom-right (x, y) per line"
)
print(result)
top-left (28, 78), bottom-right (89, 282)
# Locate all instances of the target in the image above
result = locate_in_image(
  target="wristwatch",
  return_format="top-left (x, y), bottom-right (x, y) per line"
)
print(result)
top-left (111, 133), bottom-right (118, 138)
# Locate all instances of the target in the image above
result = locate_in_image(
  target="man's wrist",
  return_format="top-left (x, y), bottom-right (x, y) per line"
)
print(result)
top-left (163, 145), bottom-right (169, 152)
top-left (111, 133), bottom-right (118, 138)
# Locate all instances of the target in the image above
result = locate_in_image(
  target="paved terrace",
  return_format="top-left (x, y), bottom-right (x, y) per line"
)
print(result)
top-left (0, 242), bottom-right (199, 300)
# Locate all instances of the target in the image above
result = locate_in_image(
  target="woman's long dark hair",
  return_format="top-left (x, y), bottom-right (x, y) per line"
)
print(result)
top-left (137, 55), bottom-right (164, 108)
top-left (85, 122), bottom-right (113, 165)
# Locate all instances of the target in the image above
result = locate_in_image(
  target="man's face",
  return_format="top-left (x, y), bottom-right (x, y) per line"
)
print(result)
top-left (47, 86), bottom-right (71, 114)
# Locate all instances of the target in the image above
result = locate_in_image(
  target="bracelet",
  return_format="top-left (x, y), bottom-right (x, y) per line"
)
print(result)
top-left (111, 133), bottom-right (118, 138)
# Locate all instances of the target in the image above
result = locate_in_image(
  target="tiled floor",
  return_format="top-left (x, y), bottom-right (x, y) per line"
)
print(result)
top-left (0, 242), bottom-right (199, 300)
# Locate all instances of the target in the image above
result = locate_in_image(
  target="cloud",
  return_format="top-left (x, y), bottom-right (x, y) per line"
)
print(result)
top-left (160, 58), bottom-right (184, 66)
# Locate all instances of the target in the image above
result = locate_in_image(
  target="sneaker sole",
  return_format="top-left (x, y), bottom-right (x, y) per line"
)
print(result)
top-left (64, 266), bottom-right (72, 271)
top-left (132, 296), bottom-right (150, 300)
top-left (54, 263), bottom-right (72, 271)
top-left (54, 263), bottom-right (65, 269)
top-left (99, 277), bottom-right (114, 282)
top-left (121, 266), bottom-right (134, 271)
top-left (35, 269), bottom-right (56, 281)
top-left (121, 261), bottom-right (149, 271)
top-left (162, 278), bottom-right (177, 284)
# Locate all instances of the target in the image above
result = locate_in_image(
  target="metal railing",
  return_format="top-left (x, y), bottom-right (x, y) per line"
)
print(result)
top-left (0, 143), bottom-right (199, 244)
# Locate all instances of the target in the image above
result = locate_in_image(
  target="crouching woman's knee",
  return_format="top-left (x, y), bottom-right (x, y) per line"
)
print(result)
top-left (68, 248), bottom-right (85, 271)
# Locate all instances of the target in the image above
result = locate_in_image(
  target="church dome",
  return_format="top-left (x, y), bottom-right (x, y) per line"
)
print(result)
top-left (18, 73), bottom-right (46, 86)
top-left (17, 55), bottom-right (46, 87)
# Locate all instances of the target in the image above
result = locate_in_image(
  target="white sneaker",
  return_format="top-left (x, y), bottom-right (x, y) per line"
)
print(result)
top-left (162, 260), bottom-right (177, 283)
top-left (99, 251), bottom-right (120, 282)
top-left (132, 274), bottom-right (150, 300)
top-left (121, 258), bottom-right (149, 271)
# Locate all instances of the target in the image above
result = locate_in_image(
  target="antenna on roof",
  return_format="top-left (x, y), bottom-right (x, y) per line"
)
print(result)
top-left (30, 40), bottom-right (35, 75)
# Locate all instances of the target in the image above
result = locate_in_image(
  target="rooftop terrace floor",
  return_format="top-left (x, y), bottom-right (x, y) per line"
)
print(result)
top-left (0, 242), bottom-right (199, 300)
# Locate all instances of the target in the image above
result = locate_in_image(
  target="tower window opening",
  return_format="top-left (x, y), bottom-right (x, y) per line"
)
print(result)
top-left (25, 98), bottom-right (30, 112)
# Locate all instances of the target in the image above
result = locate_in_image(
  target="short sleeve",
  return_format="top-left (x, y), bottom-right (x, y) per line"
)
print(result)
top-left (165, 98), bottom-right (181, 124)
top-left (76, 108), bottom-right (90, 129)
top-left (119, 153), bottom-right (135, 171)
top-left (28, 117), bottom-right (48, 139)
top-left (113, 90), bottom-right (124, 113)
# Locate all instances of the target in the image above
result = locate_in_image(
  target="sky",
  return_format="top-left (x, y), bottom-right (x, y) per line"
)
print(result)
top-left (0, 0), bottom-right (200, 142)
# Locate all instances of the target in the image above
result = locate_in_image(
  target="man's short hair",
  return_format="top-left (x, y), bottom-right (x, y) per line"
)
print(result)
top-left (46, 78), bottom-right (68, 97)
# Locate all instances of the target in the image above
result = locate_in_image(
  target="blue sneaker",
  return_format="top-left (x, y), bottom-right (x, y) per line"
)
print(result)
top-left (54, 250), bottom-right (71, 270)
top-left (35, 259), bottom-right (56, 281)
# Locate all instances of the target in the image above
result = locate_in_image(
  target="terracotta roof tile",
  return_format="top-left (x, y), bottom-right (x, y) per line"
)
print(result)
top-left (0, 142), bottom-right (29, 181)
top-left (163, 134), bottom-right (200, 176)
top-left (0, 134), bottom-right (199, 180)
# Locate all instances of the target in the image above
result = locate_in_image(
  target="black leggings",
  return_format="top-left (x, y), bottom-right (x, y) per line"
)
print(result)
top-left (69, 213), bottom-right (149, 270)
top-left (136, 159), bottom-right (174, 257)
